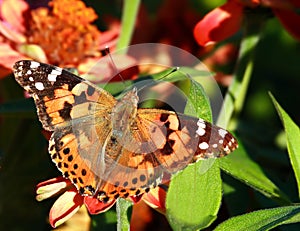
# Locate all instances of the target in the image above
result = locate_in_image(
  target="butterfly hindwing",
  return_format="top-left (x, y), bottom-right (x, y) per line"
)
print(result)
top-left (49, 127), bottom-right (100, 196)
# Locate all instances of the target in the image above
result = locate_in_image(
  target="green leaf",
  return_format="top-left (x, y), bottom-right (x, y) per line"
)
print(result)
top-left (220, 140), bottom-right (290, 205)
top-left (166, 160), bottom-right (222, 231)
top-left (116, 198), bottom-right (133, 231)
top-left (270, 93), bottom-right (300, 198)
top-left (216, 14), bottom-right (264, 129)
top-left (166, 76), bottom-right (221, 230)
top-left (184, 76), bottom-right (212, 122)
top-left (214, 205), bottom-right (300, 231)
top-left (94, 67), bottom-right (211, 103)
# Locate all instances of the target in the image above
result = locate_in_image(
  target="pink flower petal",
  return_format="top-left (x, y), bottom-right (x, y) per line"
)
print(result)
top-left (273, 8), bottom-right (300, 41)
top-left (36, 176), bottom-right (69, 187)
top-left (79, 54), bottom-right (138, 83)
top-left (84, 196), bottom-right (116, 214)
top-left (193, 0), bottom-right (244, 46)
top-left (99, 26), bottom-right (120, 51)
top-left (0, 42), bottom-right (28, 69)
top-left (0, 21), bottom-right (26, 43)
top-left (0, 0), bottom-right (29, 33)
top-left (142, 187), bottom-right (167, 214)
top-left (49, 189), bottom-right (84, 228)
top-left (36, 177), bottom-right (72, 201)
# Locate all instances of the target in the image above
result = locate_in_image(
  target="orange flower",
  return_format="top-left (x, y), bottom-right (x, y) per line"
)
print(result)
top-left (36, 176), bottom-right (167, 228)
top-left (0, 0), bottom-right (119, 78)
top-left (194, 0), bottom-right (300, 46)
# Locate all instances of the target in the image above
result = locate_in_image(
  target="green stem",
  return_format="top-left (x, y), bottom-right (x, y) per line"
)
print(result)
top-left (216, 13), bottom-right (265, 129)
top-left (116, 198), bottom-right (133, 231)
top-left (116, 0), bottom-right (141, 52)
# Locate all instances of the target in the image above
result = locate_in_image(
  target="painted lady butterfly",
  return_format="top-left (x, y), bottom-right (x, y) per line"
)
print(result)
top-left (13, 60), bottom-right (238, 203)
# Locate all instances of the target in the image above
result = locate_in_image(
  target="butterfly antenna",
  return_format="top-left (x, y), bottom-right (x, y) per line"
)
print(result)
top-left (103, 47), bottom-right (180, 93)
top-left (136, 67), bottom-right (179, 94)
top-left (103, 46), bottom-right (127, 87)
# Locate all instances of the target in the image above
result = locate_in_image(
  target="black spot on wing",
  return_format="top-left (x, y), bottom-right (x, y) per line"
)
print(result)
top-left (160, 138), bottom-right (175, 155)
top-left (74, 91), bottom-right (88, 104)
top-left (86, 185), bottom-right (96, 194)
top-left (139, 174), bottom-right (146, 182)
top-left (58, 101), bottom-right (72, 120)
top-left (159, 113), bottom-right (169, 122)
top-left (87, 85), bottom-right (95, 96)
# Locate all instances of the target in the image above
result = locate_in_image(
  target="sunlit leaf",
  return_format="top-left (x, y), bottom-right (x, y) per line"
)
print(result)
top-left (270, 93), bottom-right (300, 198)
top-left (214, 205), bottom-right (300, 231)
top-left (167, 161), bottom-right (221, 231)
top-left (220, 140), bottom-right (290, 205)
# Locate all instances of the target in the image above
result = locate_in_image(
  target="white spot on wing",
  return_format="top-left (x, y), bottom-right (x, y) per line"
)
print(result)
top-left (29, 77), bottom-right (34, 81)
top-left (199, 142), bottom-right (209, 150)
top-left (196, 127), bottom-right (205, 136)
top-left (30, 61), bottom-right (40, 68)
top-left (48, 74), bottom-right (57, 82)
top-left (197, 119), bottom-right (206, 128)
top-left (26, 70), bottom-right (32, 75)
top-left (35, 82), bottom-right (44, 90)
top-left (218, 129), bottom-right (227, 138)
top-left (212, 144), bottom-right (218, 148)
top-left (224, 146), bottom-right (230, 152)
top-left (51, 68), bottom-right (62, 75)
top-left (196, 119), bottom-right (207, 136)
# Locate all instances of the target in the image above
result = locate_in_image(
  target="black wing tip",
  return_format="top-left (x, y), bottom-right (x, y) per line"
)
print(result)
top-left (13, 59), bottom-right (34, 68)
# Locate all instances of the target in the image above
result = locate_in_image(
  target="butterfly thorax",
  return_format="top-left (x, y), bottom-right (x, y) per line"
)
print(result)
top-left (111, 88), bottom-right (139, 139)
top-left (100, 89), bottom-right (140, 185)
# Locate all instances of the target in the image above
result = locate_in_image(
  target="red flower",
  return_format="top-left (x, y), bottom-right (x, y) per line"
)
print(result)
top-left (0, 0), bottom-right (119, 78)
top-left (194, 0), bottom-right (300, 46)
top-left (36, 177), bottom-right (167, 228)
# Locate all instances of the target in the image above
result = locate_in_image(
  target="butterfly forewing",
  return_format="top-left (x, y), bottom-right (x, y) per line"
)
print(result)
top-left (13, 60), bottom-right (116, 130)
top-left (137, 109), bottom-right (238, 169)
